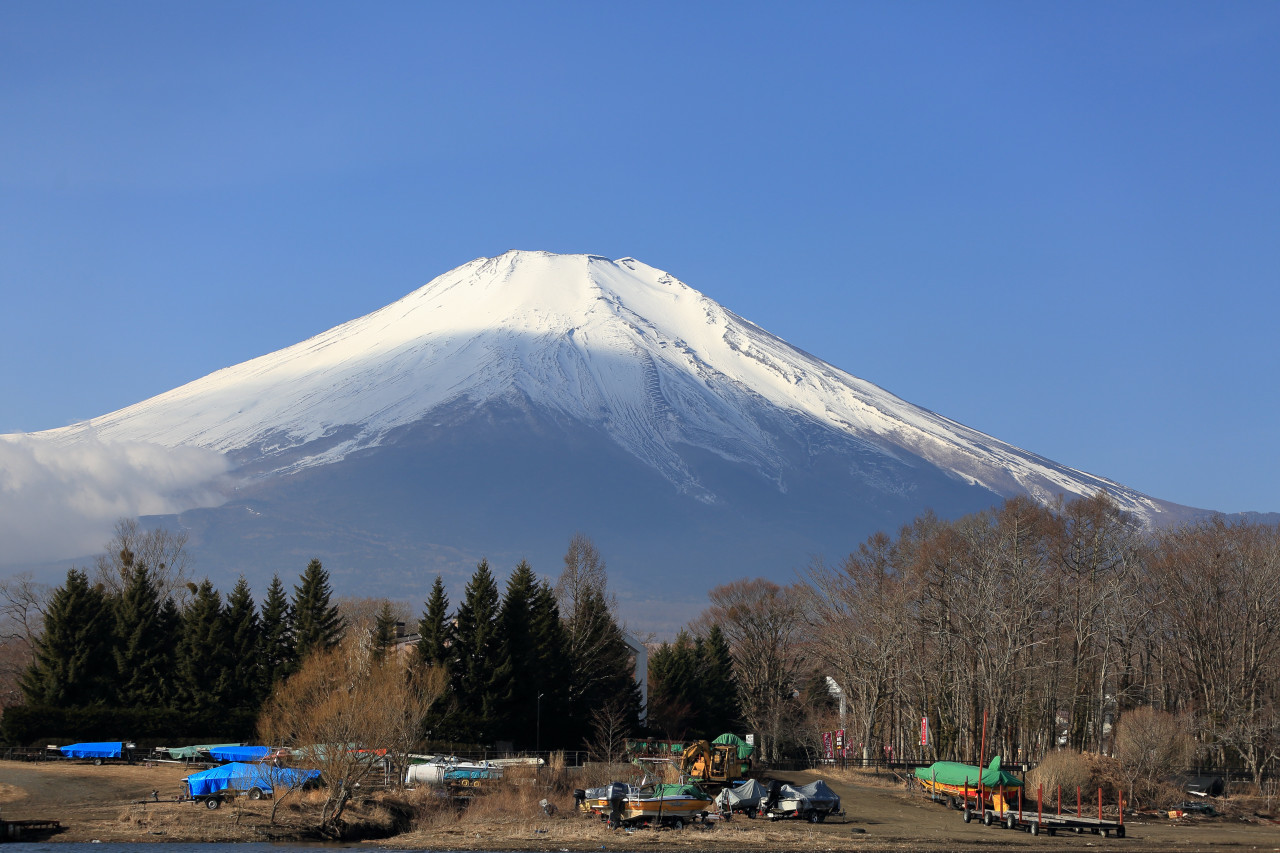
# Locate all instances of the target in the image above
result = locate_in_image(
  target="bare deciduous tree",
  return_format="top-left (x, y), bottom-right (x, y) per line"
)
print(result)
top-left (92, 518), bottom-right (194, 604)
top-left (701, 578), bottom-right (806, 762)
top-left (259, 632), bottom-right (445, 835)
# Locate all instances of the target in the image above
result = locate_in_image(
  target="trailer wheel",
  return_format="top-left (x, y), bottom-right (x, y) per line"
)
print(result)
top-left (1115, 825), bottom-right (1125, 838)
top-left (1047, 827), bottom-right (1056, 837)
top-left (817, 812), bottom-right (827, 823)
top-left (963, 807), bottom-right (973, 823)
top-left (982, 810), bottom-right (994, 826)
top-left (1005, 814), bottom-right (1016, 830)
top-left (248, 787), bottom-right (264, 801)
top-left (1102, 828), bottom-right (1111, 838)
top-left (670, 817), bottom-right (684, 830)
top-left (1030, 821), bottom-right (1039, 836)
top-left (205, 797), bottom-right (221, 810)
top-left (949, 796), bottom-right (959, 810)
top-left (806, 809), bottom-right (819, 823)
top-left (93, 758), bottom-right (103, 766)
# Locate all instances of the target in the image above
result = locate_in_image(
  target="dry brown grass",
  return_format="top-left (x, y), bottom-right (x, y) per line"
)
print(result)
top-left (822, 766), bottom-right (911, 790)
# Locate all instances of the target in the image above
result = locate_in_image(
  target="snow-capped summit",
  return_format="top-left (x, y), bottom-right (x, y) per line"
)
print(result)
top-left (41, 250), bottom-right (1167, 522)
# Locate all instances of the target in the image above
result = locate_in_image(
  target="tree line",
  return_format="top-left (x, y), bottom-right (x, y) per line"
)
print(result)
top-left (20, 552), bottom-right (343, 718)
top-left (5, 527), bottom-right (644, 753)
top-left (687, 493), bottom-right (1280, 783)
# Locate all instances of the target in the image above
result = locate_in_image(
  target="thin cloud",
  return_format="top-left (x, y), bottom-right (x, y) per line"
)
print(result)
top-left (0, 435), bottom-right (229, 565)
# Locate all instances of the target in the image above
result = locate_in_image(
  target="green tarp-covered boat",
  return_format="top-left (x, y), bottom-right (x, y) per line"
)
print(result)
top-left (915, 756), bottom-right (1022, 810)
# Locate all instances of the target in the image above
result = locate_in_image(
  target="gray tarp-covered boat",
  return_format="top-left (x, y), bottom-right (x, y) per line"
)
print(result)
top-left (766, 779), bottom-right (842, 822)
top-left (715, 778), bottom-right (767, 814)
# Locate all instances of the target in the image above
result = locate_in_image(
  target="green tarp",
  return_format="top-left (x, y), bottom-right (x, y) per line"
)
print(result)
top-left (650, 783), bottom-right (710, 798)
top-left (712, 732), bottom-right (754, 759)
top-left (914, 756), bottom-right (1023, 789)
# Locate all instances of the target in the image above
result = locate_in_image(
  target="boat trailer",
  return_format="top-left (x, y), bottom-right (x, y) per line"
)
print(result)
top-left (959, 783), bottom-right (1126, 838)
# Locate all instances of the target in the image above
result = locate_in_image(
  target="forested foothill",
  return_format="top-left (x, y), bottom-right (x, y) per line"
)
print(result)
top-left (3, 495), bottom-right (1279, 804)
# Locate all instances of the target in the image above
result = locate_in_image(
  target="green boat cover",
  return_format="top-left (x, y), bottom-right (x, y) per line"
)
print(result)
top-left (914, 756), bottom-right (1023, 789)
top-left (712, 733), bottom-right (754, 759)
top-left (650, 783), bottom-right (710, 798)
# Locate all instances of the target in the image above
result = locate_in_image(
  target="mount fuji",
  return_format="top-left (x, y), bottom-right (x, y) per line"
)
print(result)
top-left (9, 251), bottom-right (1199, 626)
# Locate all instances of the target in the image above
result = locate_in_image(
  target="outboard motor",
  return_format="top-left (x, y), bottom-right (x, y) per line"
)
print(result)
top-left (606, 782), bottom-right (628, 829)
top-left (573, 789), bottom-right (587, 811)
top-left (763, 779), bottom-right (782, 813)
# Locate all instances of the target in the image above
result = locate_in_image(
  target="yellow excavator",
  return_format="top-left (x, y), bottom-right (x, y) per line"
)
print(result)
top-left (678, 740), bottom-right (751, 791)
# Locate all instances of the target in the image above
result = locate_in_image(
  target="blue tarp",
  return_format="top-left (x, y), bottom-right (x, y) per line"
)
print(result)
top-left (185, 762), bottom-right (319, 797)
top-left (209, 745), bottom-right (271, 762)
top-left (60, 741), bottom-right (124, 759)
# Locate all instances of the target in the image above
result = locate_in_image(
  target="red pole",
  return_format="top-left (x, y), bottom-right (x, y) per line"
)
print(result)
top-left (1119, 789), bottom-right (1124, 826)
top-left (978, 710), bottom-right (988, 811)
top-left (1018, 785), bottom-right (1023, 819)
top-left (964, 777), bottom-right (969, 811)
top-left (1000, 784), bottom-right (1005, 818)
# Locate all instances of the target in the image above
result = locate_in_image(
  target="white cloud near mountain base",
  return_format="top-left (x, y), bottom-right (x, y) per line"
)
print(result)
top-left (0, 435), bottom-right (229, 565)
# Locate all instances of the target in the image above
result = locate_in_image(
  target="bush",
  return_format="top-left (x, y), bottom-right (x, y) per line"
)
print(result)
top-left (1027, 750), bottom-right (1094, 801)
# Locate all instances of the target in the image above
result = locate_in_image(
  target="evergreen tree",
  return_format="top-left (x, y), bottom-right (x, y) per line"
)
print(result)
top-left (492, 560), bottom-right (538, 745)
top-left (21, 569), bottom-right (115, 707)
top-left (416, 575), bottom-right (451, 669)
top-left (556, 538), bottom-right (642, 744)
top-left (112, 562), bottom-right (178, 708)
top-left (176, 579), bottom-right (232, 713)
top-left (373, 601), bottom-right (398, 659)
top-left (260, 574), bottom-right (296, 690)
top-left (697, 624), bottom-right (741, 735)
top-left (292, 558), bottom-right (344, 662)
top-left (647, 632), bottom-right (699, 738)
top-left (223, 575), bottom-right (262, 710)
top-left (528, 579), bottom-right (569, 749)
top-left (448, 559), bottom-right (502, 741)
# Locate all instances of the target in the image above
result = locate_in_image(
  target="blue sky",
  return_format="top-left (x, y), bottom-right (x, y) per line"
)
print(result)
top-left (2, 0), bottom-right (1278, 514)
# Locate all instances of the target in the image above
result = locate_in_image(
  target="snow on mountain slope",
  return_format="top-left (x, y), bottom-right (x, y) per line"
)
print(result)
top-left (31, 250), bottom-right (1169, 521)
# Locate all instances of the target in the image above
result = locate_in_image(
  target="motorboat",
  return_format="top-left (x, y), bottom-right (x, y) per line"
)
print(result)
top-left (763, 779), bottom-right (842, 822)
top-left (594, 781), bottom-right (715, 828)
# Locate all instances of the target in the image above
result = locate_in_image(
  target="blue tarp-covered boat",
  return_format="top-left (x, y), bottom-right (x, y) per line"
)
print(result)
top-left (185, 762), bottom-right (319, 798)
top-left (59, 742), bottom-right (125, 759)
top-left (208, 745), bottom-right (271, 762)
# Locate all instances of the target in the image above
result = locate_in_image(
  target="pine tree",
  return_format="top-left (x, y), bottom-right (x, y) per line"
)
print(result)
top-left (416, 575), bottom-right (451, 669)
top-left (112, 562), bottom-right (178, 708)
top-left (373, 601), bottom-right (398, 659)
top-left (555, 536), bottom-right (642, 745)
top-left (528, 579), bottom-right (569, 749)
top-left (176, 579), bottom-right (232, 713)
top-left (21, 569), bottom-right (115, 707)
top-left (648, 632), bottom-right (699, 738)
top-left (223, 575), bottom-right (262, 710)
top-left (492, 560), bottom-right (539, 746)
top-left (697, 623), bottom-right (741, 735)
top-left (449, 559), bottom-right (502, 741)
top-left (259, 574), bottom-right (296, 691)
top-left (292, 558), bottom-right (344, 662)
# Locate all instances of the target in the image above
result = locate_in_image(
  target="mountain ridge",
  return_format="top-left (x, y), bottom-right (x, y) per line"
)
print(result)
top-left (32, 250), bottom-right (1181, 522)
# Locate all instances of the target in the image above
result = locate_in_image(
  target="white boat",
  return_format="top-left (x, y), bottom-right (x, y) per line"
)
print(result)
top-left (404, 755), bottom-right (499, 786)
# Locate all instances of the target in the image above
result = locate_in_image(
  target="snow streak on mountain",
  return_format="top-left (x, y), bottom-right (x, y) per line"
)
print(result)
top-left (38, 250), bottom-right (1168, 523)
